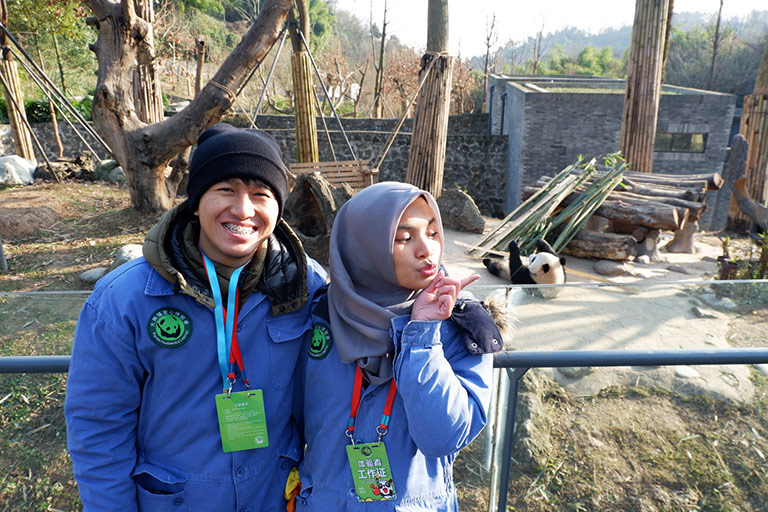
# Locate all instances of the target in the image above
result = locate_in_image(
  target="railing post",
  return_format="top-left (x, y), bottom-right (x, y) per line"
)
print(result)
top-left (0, 231), bottom-right (7, 271)
top-left (495, 367), bottom-right (529, 512)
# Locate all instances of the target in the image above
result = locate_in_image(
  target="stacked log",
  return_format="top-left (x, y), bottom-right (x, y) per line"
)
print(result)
top-left (523, 170), bottom-right (723, 260)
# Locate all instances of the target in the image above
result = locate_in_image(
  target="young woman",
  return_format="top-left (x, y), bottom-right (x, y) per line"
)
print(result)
top-left (294, 182), bottom-right (506, 511)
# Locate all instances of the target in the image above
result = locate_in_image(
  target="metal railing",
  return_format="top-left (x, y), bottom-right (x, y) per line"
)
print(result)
top-left (3, 280), bottom-right (767, 510)
top-left (4, 347), bottom-right (768, 512)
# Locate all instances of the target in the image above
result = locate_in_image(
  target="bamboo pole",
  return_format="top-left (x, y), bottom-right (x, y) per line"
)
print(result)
top-left (405, 52), bottom-right (453, 198)
top-left (292, 51), bottom-right (319, 163)
top-left (0, 59), bottom-right (35, 162)
top-left (620, 0), bottom-right (669, 174)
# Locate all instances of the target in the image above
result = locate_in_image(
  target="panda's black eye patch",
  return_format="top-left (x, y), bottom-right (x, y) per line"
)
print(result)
top-left (542, 263), bottom-right (550, 273)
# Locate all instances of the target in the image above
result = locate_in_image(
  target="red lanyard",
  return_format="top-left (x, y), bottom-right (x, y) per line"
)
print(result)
top-left (346, 366), bottom-right (398, 444)
top-left (225, 290), bottom-right (249, 388)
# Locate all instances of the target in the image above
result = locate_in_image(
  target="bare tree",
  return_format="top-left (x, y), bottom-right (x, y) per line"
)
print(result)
top-left (82, 0), bottom-right (291, 212)
top-left (370, 0), bottom-right (388, 118)
top-left (707, 0), bottom-right (725, 90)
top-left (483, 13), bottom-right (498, 100)
top-left (530, 23), bottom-right (546, 75)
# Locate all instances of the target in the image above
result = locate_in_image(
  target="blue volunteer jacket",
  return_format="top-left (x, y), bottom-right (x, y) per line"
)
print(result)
top-left (297, 300), bottom-right (495, 511)
top-left (65, 256), bottom-right (327, 511)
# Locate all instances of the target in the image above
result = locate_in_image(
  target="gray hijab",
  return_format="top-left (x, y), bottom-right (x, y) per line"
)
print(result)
top-left (328, 182), bottom-right (444, 385)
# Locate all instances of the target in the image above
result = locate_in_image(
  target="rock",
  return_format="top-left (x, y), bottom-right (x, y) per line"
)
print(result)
top-left (699, 293), bottom-right (737, 311)
top-left (94, 159), bottom-right (120, 181)
top-left (79, 267), bottom-right (108, 283)
top-left (108, 166), bottom-right (126, 184)
top-left (667, 264), bottom-right (690, 274)
top-left (593, 259), bottom-right (633, 276)
top-left (108, 244), bottom-right (143, 272)
top-left (557, 366), bottom-right (593, 379)
top-left (436, 189), bottom-right (485, 234)
top-left (0, 155), bottom-right (36, 186)
top-left (283, 173), bottom-right (349, 266)
top-left (756, 364), bottom-right (768, 377)
top-left (635, 254), bottom-right (651, 265)
top-left (691, 306), bottom-right (725, 319)
top-left (675, 366), bottom-right (701, 379)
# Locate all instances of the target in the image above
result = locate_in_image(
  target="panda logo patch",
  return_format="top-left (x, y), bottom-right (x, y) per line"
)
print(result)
top-left (309, 322), bottom-right (332, 360)
top-left (148, 308), bottom-right (193, 348)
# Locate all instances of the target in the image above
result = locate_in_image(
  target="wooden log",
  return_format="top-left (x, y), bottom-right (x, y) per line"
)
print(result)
top-left (534, 177), bottom-right (707, 217)
top-left (523, 186), bottom-right (687, 230)
top-left (666, 217), bottom-right (700, 254)
top-left (562, 229), bottom-right (638, 261)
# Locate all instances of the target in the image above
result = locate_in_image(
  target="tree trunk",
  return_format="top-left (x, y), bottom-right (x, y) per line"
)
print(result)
top-left (84, 0), bottom-right (292, 212)
top-left (405, 0), bottom-right (452, 198)
top-left (195, 39), bottom-right (206, 97)
top-left (371, 1), bottom-right (388, 119)
top-left (620, 0), bottom-right (670, 173)
top-left (727, 39), bottom-right (768, 232)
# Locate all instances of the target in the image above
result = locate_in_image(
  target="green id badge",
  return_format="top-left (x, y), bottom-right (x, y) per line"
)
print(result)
top-left (215, 390), bottom-right (269, 452)
top-left (346, 442), bottom-right (396, 502)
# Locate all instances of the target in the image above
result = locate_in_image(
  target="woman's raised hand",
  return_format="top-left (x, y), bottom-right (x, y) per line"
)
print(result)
top-left (411, 271), bottom-right (480, 322)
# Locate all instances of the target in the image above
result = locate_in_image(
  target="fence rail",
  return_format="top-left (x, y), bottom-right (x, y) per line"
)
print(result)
top-left (4, 347), bottom-right (768, 512)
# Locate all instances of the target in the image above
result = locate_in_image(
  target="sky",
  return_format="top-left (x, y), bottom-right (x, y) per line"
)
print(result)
top-left (332, 0), bottom-right (768, 58)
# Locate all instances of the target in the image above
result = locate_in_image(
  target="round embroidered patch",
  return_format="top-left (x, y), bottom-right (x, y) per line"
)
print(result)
top-left (309, 322), bottom-right (332, 360)
top-left (148, 308), bottom-right (193, 348)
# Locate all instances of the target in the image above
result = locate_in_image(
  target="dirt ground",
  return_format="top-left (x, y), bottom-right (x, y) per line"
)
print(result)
top-left (1, 182), bottom-right (768, 511)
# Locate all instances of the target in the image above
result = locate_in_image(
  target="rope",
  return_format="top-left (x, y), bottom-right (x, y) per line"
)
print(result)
top-left (208, 80), bottom-right (257, 129)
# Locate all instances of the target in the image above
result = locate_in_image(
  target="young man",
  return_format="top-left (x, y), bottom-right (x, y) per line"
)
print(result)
top-left (65, 123), bottom-right (327, 511)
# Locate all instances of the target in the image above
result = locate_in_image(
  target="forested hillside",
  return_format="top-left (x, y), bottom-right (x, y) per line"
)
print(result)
top-left (5, 1), bottom-right (767, 123)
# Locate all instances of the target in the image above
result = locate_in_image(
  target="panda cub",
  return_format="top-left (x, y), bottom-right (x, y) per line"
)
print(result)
top-left (483, 239), bottom-right (566, 299)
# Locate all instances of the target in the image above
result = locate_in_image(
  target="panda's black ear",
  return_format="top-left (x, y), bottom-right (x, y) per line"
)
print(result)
top-left (542, 263), bottom-right (550, 273)
top-left (559, 256), bottom-right (567, 267)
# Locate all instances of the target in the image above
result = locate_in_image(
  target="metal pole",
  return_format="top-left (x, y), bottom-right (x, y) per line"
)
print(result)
top-left (0, 231), bottom-right (7, 271)
top-left (250, 24), bottom-right (288, 124)
top-left (0, 355), bottom-right (70, 373)
top-left (496, 367), bottom-right (528, 512)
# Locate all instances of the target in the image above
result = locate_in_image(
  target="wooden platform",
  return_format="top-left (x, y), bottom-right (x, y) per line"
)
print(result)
top-left (288, 160), bottom-right (378, 191)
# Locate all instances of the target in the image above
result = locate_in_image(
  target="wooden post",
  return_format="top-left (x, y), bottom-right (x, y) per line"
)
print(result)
top-left (134, 0), bottom-right (164, 124)
top-left (292, 51), bottom-right (319, 162)
top-left (0, 0), bottom-right (35, 163)
top-left (619, 0), bottom-right (670, 174)
top-left (405, 0), bottom-right (452, 198)
top-left (727, 40), bottom-right (768, 232)
top-left (405, 53), bottom-right (453, 197)
top-left (289, 3), bottom-right (318, 163)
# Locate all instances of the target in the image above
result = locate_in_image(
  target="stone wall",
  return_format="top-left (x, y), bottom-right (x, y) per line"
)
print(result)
top-left (0, 113), bottom-right (509, 218)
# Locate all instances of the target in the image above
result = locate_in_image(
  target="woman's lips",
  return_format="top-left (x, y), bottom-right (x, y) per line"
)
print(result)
top-left (420, 264), bottom-right (438, 277)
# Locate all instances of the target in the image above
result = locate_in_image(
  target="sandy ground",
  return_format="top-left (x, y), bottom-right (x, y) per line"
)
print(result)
top-left (441, 218), bottom-right (762, 403)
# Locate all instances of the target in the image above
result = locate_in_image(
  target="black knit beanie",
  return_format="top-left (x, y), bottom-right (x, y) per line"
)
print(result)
top-left (187, 123), bottom-right (288, 218)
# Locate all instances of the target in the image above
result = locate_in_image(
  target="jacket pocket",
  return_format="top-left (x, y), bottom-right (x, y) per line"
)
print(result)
top-left (266, 312), bottom-right (311, 389)
top-left (133, 463), bottom-right (188, 511)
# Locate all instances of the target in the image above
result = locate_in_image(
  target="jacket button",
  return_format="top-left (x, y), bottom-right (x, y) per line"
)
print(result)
top-left (281, 460), bottom-right (292, 470)
top-left (348, 488), bottom-right (356, 496)
top-left (492, 338), bottom-right (499, 344)
top-left (472, 342), bottom-right (478, 348)
top-left (300, 497), bottom-right (308, 506)
top-left (236, 467), bottom-right (244, 477)
top-left (173, 498), bottom-right (184, 506)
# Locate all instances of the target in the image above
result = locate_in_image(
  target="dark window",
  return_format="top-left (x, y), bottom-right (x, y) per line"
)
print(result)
top-left (654, 132), bottom-right (707, 153)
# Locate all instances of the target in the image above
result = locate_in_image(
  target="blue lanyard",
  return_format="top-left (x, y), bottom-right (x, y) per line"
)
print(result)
top-left (200, 251), bottom-right (248, 392)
